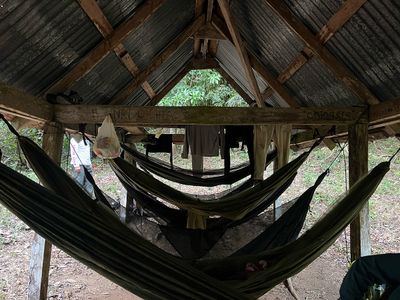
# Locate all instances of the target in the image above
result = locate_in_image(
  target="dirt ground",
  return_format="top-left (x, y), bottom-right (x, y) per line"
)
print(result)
top-left (1, 145), bottom-right (399, 300)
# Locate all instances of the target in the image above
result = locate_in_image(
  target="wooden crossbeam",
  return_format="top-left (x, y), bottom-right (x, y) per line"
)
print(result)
top-left (212, 16), bottom-right (299, 108)
top-left (264, 0), bottom-right (379, 106)
top-left (195, 22), bottom-right (225, 40)
top-left (217, 67), bottom-right (254, 105)
top-left (0, 82), bottom-right (53, 122)
top-left (54, 105), bottom-right (367, 126)
top-left (45, 0), bottom-right (165, 95)
top-left (189, 57), bottom-right (220, 69)
top-left (370, 97), bottom-right (400, 126)
top-left (78, 0), bottom-right (157, 99)
top-left (217, 0), bottom-right (264, 107)
top-left (263, 0), bottom-right (366, 94)
top-left (109, 15), bottom-right (206, 105)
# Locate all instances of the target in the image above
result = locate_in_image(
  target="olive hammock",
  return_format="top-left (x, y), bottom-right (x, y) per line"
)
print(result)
top-left (120, 143), bottom-right (277, 186)
top-left (17, 134), bottom-right (313, 260)
top-left (0, 144), bottom-right (392, 299)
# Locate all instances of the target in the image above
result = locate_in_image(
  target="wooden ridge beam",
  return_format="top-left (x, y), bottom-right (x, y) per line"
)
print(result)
top-left (217, 0), bottom-right (264, 107)
top-left (0, 82), bottom-right (53, 122)
top-left (54, 105), bottom-right (367, 126)
top-left (45, 0), bottom-right (165, 95)
top-left (263, 0), bottom-right (367, 98)
top-left (217, 67), bottom-right (254, 105)
top-left (194, 0), bottom-right (206, 57)
top-left (77, 0), bottom-right (156, 99)
top-left (109, 15), bottom-right (206, 105)
top-left (212, 16), bottom-right (299, 108)
top-left (264, 0), bottom-right (379, 106)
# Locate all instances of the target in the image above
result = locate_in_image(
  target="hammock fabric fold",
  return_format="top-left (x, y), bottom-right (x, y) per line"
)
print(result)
top-left (121, 144), bottom-right (277, 186)
top-left (0, 134), bottom-right (390, 299)
top-left (110, 146), bottom-right (314, 222)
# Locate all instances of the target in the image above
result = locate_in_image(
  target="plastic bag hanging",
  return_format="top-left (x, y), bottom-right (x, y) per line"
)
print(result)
top-left (93, 115), bottom-right (120, 159)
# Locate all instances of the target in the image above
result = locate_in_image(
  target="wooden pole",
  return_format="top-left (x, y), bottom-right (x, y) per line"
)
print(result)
top-left (28, 123), bottom-right (64, 300)
top-left (348, 123), bottom-right (370, 260)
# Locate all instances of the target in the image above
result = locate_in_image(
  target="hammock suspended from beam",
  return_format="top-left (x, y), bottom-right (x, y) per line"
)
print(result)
top-left (0, 153), bottom-right (390, 299)
top-left (121, 143), bottom-right (277, 186)
top-left (109, 139), bottom-right (320, 224)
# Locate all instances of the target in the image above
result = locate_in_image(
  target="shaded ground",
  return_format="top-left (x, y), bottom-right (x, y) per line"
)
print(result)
top-left (1, 140), bottom-right (399, 299)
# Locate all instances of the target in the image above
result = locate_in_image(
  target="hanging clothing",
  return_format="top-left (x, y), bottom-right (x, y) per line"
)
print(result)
top-left (182, 126), bottom-right (224, 158)
top-left (70, 136), bottom-right (92, 168)
top-left (145, 134), bottom-right (173, 167)
top-left (224, 126), bottom-right (254, 175)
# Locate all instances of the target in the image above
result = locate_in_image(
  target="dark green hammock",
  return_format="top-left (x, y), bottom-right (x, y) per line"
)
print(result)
top-left (121, 143), bottom-right (277, 186)
top-left (109, 142), bottom-right (318, 221)
top-left (0, 156), bottom-right (390, 299)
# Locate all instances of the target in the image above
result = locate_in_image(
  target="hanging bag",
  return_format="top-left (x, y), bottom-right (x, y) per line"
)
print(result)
top-left (93, 115), bottom-right (120, 159)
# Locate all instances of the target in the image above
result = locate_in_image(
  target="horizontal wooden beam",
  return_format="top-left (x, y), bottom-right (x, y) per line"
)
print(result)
top-left (369, 97), bottom-right (400, 125)
top-left (109, 15), bottom-right (206, 105)
top-left (54, 105), bottom-right (367, 126)
top-left (194, 22), bottom-right (225, 40)
top-left (0, 82), bottom-right (53, 122)
top-left (45, 0), bottom-right (165, 94)
top-left (189, 57), bottom-right (220, 69)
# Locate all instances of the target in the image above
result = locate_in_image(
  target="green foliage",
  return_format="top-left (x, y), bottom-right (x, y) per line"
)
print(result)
top-left (158, 69), bottom-right (247, 107)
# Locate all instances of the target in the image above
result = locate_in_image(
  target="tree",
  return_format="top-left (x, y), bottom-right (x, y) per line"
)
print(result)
top-left (158, 69), bottom-right (247, 107)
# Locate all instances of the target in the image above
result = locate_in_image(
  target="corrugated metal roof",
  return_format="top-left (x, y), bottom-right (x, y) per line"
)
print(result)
top-left (147, 40), bottom-right (193, 95)
top-left (326, 0), bottom-right (400, 102)
top-left (284, 57), bottom-right (358, 107)
top-left (97, 0), bottom-right (144, 28)
top-left (283, 0), bottom-right (342, 34)
top-left (125, 87), bottom-right (150, 106)
top-left (123, 0), bottom-right (195, 71)
top-left (69, 52), bottom-right (132, 105)
top-left (0, 0), bottom-right (101, 96)
top-left (230, 0), bottom-right (305, 76)
top-left (216, 40), bottom-right (268, 103)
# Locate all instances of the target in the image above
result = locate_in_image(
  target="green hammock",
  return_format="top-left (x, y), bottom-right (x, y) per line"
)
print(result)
top-left (0, 149), bottom-right (391, 299)
top-left (109, 147), bottom-right (313, 221)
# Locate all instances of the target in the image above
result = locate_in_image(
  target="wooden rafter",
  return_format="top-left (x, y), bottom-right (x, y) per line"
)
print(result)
top-left (189, 57), bottom-right (220, 69)
top-left (77, 0), bottom-right (156, 99)
top-left (217, 67), bottom-right (254, 105)
top-left (264, 0), bottom-right (379, 106)
top-left (217, 0), bottom-right (264, 107)
top-left (45, 0), bottom-right (165, 95)
top-left (212, 16), bottom-right (299, 108)
top-left (109, 15), bottom-right (206, 105)
top-left (54, 105), bottom-right (367, 126)
top-left (263, 0), bottom-right (367, 96)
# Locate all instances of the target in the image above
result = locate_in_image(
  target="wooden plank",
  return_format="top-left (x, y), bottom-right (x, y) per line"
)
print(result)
top-left (45, 0), bottom-right (165, 94)
top-left (217, 0), bottom-right (264, 107)
top-left (77, 0), bottom-right (157, 99)
top-left (201, 0), bottom-right (215, 57)
top-left (28, 123), bottom-right (64, 300)
top-left (109, 15), bottom-right (206, 104)
top-left (263, 0), bottom-right (367, 101)
top-left (189, 57), bottom-right (220, 69)
top-left (54, 105), bottom-right (367, 126)
top-left (348, 123), bottom-right (370, 260)
top-left (195, 22), bottom-right (225, 40)
top-left (369, 97), bottom-right (400, 125)
top-left (0, 81), bottom-right (53, 122)
top-left (194, 0), bottom-right (206, 57)
top-left (146, 66), bottom-right (190, 106)
top-left (217, 67), bottom-right (254, 105)
top-left (212, 16), bottom-right (299, 108)
top-left (264, 0), bottom-right (379, 106)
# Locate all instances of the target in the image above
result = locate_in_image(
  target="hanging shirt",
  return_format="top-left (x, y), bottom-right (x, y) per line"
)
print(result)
top-left (182, 126), bottom-right (224, 158)
top-left (70, 137), bottom-right (92, 168)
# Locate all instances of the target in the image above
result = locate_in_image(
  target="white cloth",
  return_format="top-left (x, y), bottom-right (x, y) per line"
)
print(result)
top-left (70, 137), bottom-right (92, 168)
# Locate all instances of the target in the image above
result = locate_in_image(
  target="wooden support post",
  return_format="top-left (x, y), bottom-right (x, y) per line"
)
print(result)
top-left (28, 123), bottom-right (64, 300)
top-left (348, 122), bottom-right (370, 260)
